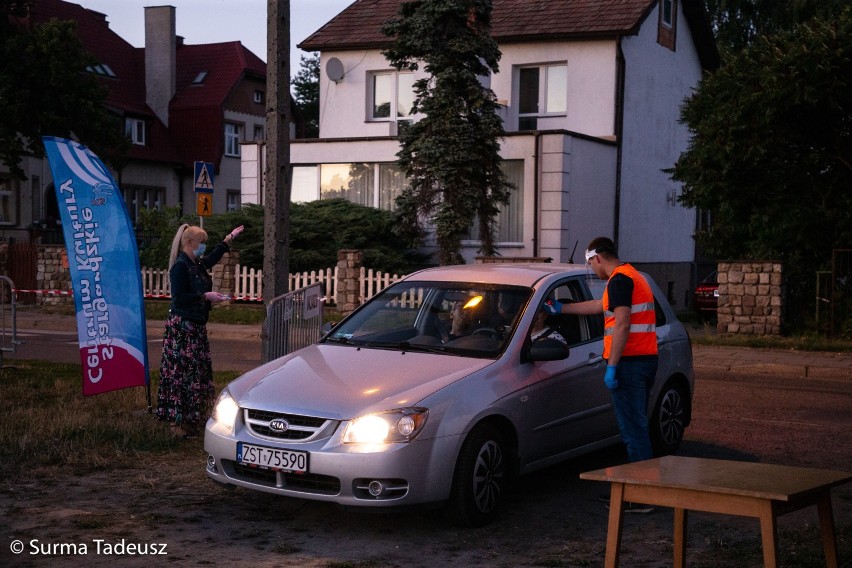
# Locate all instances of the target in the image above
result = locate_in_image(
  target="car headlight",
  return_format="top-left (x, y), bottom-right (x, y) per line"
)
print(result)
top-left (342, 408), bottom-right (428, 444)
top-left (211, 388), bottom-right (240, 430)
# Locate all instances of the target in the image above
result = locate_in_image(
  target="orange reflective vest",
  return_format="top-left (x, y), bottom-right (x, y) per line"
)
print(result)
top-left (602, 264), bottom-right (658, 359)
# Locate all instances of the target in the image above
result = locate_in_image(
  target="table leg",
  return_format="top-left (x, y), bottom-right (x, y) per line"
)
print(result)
top-left (758, 500), bottom-right (779, 568)
top-left (605, 483), bottom-right (625, 568)
top-left (816, 492), bottom-right (838, 568)
top-left (674, 508), bottom-right (688, 568)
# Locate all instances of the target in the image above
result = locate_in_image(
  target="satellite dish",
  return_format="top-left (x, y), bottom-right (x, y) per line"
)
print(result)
top-left (326, 57), bottom-right (345, 83)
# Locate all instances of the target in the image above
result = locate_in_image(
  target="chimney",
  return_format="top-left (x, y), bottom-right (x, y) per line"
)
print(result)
top-left (144, 6), bottom-right (176, 126)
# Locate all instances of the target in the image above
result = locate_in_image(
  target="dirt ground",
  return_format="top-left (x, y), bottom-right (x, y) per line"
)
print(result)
top-left (2, 353), bottom-right (852, 568)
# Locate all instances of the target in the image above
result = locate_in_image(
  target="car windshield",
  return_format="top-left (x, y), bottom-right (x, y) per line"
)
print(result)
top-left (323, 281), bottom-right (532, 358)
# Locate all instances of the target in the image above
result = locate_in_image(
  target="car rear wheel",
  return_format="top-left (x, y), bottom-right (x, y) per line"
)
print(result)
top-left (650, 380), bottom-right (688, 455)
top-left (446, 423), bottom-right (505, 527)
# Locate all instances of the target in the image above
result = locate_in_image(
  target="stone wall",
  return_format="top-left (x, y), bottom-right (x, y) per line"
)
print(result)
top-left (717, 261), bottom-right (783, 335)
top-left (336, 249), bottom-right (363, 315)
top-left (37, 246), bottom-right (72, 306)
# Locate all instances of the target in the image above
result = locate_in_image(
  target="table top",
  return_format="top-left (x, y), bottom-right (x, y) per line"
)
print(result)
top-left (580, 456), bottom-right (852, 502)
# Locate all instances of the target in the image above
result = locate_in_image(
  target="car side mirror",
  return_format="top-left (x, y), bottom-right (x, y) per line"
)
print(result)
top-left (524, 338), bottom-right (570, 363)
top-left (321, 321), bottom-right (338, 335)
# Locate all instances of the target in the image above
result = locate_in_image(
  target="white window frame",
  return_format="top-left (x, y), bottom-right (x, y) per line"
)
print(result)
top-left (463, 160), bottom-right (524, 245)
top-left (125, 118), bottom-right (146, 146)
top-left (122, 185), bottom-right (164, 222)
top-left (368, 71), bottom-right (415, 122)
top-left (661, 0), bottom-right (674, 28)
top-left (225, 123), bottom-right (242, 157)
top-left (226, 190), bottom-right (240, 212)
top-left (0, 175), bottom-right (17, 225)
top-left (517, 63), bottom-right (567, 130)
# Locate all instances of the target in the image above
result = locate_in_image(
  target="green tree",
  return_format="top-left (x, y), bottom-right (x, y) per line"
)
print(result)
top-left (705, 0), bottom-right (849, 56)
top-left (382, 0), bottom-right (511, 265)
top-left (0, 2), bottom-right (128, 178)
top-left (291, 52), bottom-right (319, 137)
top-left (670, 10), bottom-right (852, 328)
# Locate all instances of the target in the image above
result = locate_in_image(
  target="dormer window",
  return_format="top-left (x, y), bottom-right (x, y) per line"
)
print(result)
top-left (124, 117), bottom-right (146, 146)
top-left (86, 63), bottom-right (116, 77)
top-left (658, 0), bottom-right (677, 51)
top-left (192, 71), bottom-right (208, 85)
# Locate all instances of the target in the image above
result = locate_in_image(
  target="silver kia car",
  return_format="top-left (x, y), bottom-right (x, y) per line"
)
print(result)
top-left (205, 263), bottom-right (694, 526)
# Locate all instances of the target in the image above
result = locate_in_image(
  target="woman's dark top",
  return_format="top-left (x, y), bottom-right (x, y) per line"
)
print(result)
top-left (169, 242), bottom-right (229, 324)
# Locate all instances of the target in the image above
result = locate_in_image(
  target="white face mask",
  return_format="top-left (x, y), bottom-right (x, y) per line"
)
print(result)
top-left (193, 243), bottom-right (207, 257)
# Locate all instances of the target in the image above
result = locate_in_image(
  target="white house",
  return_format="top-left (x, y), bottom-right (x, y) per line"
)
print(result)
top-left (243, 0), bottom-right (719, 308)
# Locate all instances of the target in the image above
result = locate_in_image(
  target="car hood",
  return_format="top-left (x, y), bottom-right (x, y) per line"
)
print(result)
top-left (229, 344), bottom-right (494, 419)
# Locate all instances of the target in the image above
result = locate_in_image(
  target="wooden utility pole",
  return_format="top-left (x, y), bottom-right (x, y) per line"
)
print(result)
top-left (263, 0), bottom-right (291, 304)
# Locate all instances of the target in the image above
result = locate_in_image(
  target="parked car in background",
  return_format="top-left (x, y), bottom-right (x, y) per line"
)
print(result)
top-left (693, 271), bottom-right (719, 322)
top-left (205, 263), bottom-right (694, 526)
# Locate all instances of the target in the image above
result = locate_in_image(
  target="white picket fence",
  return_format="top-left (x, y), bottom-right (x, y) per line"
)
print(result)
top-left (140, 265), bottom-right (405, 305)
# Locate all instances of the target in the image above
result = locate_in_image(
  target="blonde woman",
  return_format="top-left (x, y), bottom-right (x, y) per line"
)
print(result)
top-left (156, 223), bottom-right (244, 438)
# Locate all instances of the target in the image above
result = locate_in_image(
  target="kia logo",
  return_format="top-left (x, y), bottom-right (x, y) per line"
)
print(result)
top-left (269, 418), bottom-right (290, 432)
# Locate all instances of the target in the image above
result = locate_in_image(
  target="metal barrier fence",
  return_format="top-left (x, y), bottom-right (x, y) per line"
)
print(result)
top-left (0, 276), bottom-right (19, 367)
top-left (262, 283), bottom-right (325, 363)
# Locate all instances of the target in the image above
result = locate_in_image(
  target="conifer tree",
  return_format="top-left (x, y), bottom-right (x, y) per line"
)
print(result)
top-left (382, 0), bottom-right (511, 265)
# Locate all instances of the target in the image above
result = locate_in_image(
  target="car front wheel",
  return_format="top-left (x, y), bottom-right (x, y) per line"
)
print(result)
top-left (650, 380), bottom-right (688, 455)
top-left (446, 423), bottom-right (506, 527)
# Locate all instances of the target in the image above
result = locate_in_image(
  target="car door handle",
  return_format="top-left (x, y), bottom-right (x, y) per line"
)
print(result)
top-left (586, 353), bottom-right (603, 365)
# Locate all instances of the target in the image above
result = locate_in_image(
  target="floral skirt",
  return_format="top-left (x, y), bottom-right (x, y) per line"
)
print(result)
top-left (156, 314), bottom-right (215, 427)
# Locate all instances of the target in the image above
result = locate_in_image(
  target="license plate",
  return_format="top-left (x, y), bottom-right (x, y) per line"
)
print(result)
top-left (237, 443), bottom-right (308, 473)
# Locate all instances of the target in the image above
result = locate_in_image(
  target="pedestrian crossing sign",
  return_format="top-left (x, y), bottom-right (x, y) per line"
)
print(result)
top-left (194, 161), bottom-right (215, 193)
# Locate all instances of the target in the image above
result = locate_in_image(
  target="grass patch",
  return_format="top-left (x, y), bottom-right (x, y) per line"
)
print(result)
top-left (0, 361), bottom-right (238, 478)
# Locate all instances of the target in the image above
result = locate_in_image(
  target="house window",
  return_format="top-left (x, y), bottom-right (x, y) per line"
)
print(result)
top-left (320, 163), bottom-right (374, 207)
top-left (253, 125), bottom-right (264, 142)
top-left (226, 190), bottom-right (240, 212)
top-left (658, 0), bottom-right (677, 50)
top-left (292, 166), bottom-right (319, 202)
top-left (124, 118), bottom-right (146, 145)
top-left (466, 160), bottom-right (524, 243)
top-left (518, 64), bottom-right (567, 131)
top-left (662, 0), bottom-right (674, 27)
top-left (253, 90), bottom-right (264, 104)
top-left (122, 185), bottom-right (164, 221)
top-left (0, 175), bottom-right (18, 224)
top-left (379, 163), bottom-right (408, 211)
top-left (369, 71), bottom-right (415, 121)
top-left (225, 123), bottom-right (242, 157)
top-left (192, 71), bottom-right (208, 85)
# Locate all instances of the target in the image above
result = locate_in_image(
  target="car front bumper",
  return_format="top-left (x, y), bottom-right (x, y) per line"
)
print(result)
top-left (204, 418), bottom-right (461, 508)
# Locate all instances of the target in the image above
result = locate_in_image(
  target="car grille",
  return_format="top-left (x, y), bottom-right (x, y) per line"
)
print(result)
top-left (245, 408), bottom-right (335, 441)
top-left (226, 462), bottom-right (341, 495)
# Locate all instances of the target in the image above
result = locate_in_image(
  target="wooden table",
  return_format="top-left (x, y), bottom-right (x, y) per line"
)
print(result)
top-left (580, 456), bottom-right (852, 568)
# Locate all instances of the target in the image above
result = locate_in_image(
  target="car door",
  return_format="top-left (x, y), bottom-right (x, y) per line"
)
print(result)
top-left (516, 277), bottom-right (614, 467)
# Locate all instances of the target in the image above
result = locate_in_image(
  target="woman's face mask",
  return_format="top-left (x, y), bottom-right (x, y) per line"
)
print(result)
top-left (193, 243), bottom-right (207, 257)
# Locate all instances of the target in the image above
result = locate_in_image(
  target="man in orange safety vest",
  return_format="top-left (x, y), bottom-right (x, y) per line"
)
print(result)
top-left (546, 237), bottom-right (659, 463)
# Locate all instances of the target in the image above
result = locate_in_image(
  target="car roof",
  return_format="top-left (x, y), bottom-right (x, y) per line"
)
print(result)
top-left (402, 262), bottom-right (591, 288)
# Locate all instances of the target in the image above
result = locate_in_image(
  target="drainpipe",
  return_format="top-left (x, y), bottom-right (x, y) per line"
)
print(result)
top-left (533, 132), bottom-right (542, 257)
top-left (614, 37), bottom-right (626, 245)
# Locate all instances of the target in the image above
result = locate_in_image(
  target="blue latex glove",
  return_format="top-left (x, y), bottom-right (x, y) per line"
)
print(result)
top-left (604, 365), bottom-right (619, 390)
top-left (544, 299), bottom-right (563, 316)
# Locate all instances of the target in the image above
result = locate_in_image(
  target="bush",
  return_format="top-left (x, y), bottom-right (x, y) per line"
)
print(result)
top-left (136, 200), bottom-right (428, 274)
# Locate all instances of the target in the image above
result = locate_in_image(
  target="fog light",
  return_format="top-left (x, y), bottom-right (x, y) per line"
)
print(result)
top-left (368, 480), bottom-right (384, 497)
top-left (207, 454), bottom-right (217, 472)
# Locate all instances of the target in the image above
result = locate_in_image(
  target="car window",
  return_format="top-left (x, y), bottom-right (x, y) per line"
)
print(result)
top-left (324, 281), bottom-right (532, 358)
top-left (540, 279), bottom-right (598, 345)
